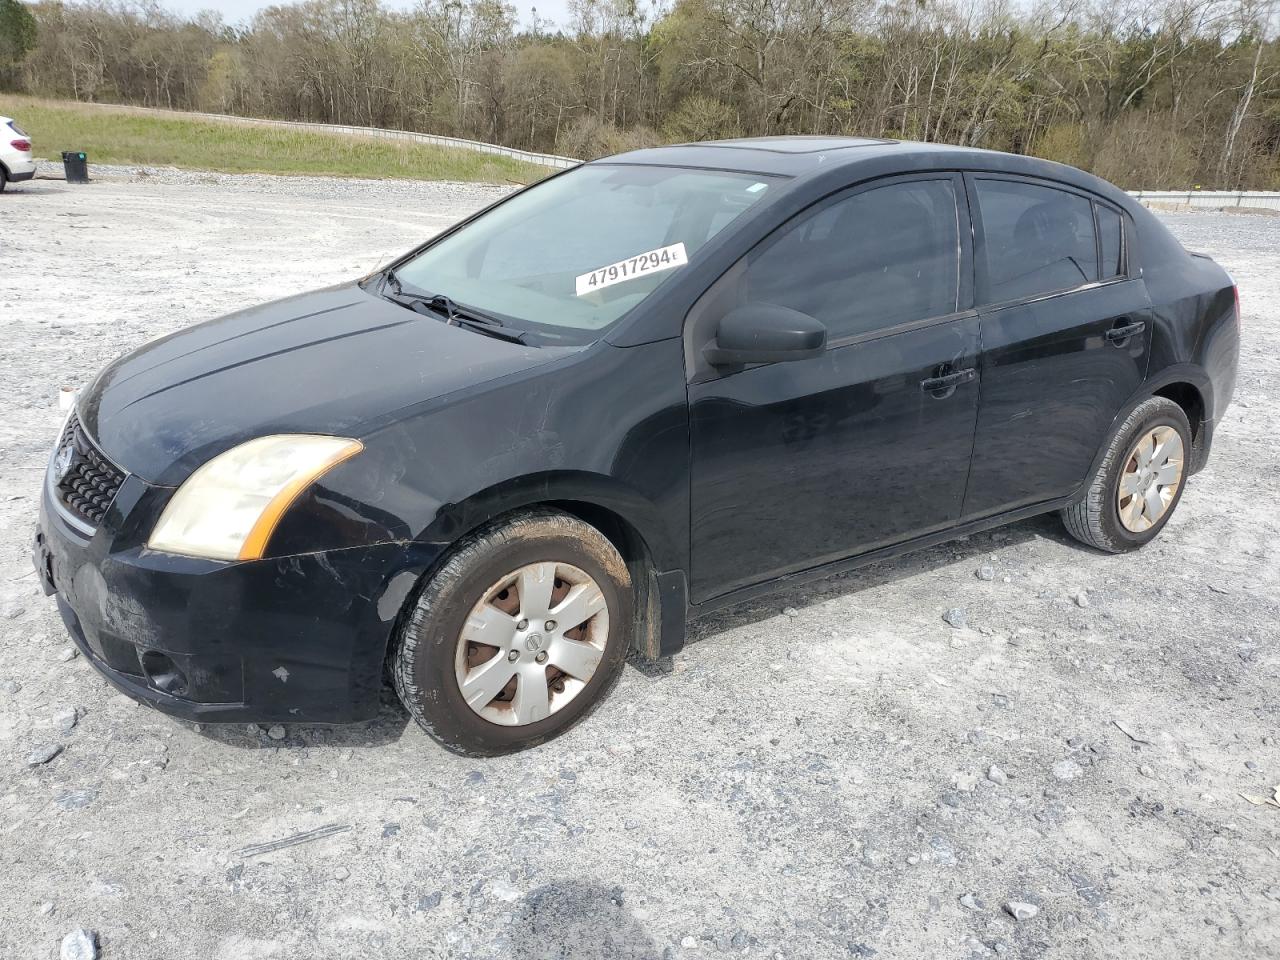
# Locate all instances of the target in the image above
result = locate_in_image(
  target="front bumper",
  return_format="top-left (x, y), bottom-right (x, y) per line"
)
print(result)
top-left (36, 479), bottom-right (431, 723)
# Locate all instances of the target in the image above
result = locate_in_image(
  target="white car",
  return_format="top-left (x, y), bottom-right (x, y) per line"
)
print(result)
top-left (1, 116), bottom-right (36, 192)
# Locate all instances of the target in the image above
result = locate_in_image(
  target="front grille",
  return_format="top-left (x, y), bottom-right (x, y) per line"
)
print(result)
top-left (51, 412), bottom-right (125, 529)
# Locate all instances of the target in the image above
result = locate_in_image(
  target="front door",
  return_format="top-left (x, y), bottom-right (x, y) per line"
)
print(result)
top-left (686, 174), bottom-right (981, 603)
top-left (961, 175), bottom-right (1153, 518)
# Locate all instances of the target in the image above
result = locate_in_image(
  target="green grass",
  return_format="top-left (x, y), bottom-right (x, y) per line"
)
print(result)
top-left (0, 95), bottom-right (546, 184)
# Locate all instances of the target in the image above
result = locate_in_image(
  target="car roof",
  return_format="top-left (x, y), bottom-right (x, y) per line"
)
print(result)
top-left (597, 136), bottom-right (1132, 206)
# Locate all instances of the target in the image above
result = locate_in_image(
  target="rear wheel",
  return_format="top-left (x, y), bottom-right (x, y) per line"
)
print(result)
top-left (1060, 396), bottom-right (1191, 552)
top-left (392, 509), bottom-right (633, 755)
top-left (0, 166), bottom-right (8, 193)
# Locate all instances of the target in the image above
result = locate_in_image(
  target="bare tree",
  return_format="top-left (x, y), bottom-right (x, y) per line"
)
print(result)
top-left (11, 0), bottom-right (1280, 186)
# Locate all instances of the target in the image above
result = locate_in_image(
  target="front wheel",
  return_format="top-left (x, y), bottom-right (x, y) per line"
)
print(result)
top-left (392, 509), bottom-right (633, 755)
top-left (1060, 396), bottom-right (1192, 552)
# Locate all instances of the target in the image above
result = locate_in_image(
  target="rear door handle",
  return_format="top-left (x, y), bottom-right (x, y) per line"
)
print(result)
top-left (920, 367), bottom-right (976, 394)
top-left (1105, 320), bottom-right (1146, 343)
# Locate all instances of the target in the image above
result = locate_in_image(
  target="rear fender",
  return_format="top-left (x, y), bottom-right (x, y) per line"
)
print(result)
top-left (1071, 365), bottom-right (1213, 501)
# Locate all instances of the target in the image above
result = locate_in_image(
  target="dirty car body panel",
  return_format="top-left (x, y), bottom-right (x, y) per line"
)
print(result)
top-left (34, 137), bottom-right (1239, 723)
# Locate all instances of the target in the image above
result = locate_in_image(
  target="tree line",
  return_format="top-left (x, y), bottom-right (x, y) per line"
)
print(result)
top-left (2, 0), bottom-right (1278, 188)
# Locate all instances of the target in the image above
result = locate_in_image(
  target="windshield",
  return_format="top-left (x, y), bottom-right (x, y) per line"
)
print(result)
top-left (391, 164), bottom-right (777, 344)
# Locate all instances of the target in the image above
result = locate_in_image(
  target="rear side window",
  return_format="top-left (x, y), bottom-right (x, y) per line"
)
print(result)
top-left (735, 178), bottom-right (961, 340)
top-left (975, 179), bottom-right (1098, 304)
top-left (1096, 203), bottom-right (1124, 279)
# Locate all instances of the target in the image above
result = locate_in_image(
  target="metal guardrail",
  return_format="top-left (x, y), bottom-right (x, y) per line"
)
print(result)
top-left (1129, 189), bottom-right (1280, 211)
top-left (78, 102), bottom-right (582, 169)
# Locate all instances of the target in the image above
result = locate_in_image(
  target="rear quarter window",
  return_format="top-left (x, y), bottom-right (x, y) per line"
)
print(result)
top-left (1096, 203), bottom-right (1125, 279)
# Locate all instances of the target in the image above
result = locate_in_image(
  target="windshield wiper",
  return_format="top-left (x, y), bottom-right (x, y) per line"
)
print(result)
top-left (382, 273), bottom-right (527, 344)
top-left (446, 314), bottom-right (528, 344)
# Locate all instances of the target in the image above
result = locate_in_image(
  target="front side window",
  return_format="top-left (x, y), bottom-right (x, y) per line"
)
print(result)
top-left (392, 165), bottom-right (776, 344)
top-left (727, 178), bottom-right (961, 340)
top-left (975, 179), bottom-right (1099, 304)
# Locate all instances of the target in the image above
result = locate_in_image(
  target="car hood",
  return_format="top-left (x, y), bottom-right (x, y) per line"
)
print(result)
top-left (81, 284), bottom-right (564, 486)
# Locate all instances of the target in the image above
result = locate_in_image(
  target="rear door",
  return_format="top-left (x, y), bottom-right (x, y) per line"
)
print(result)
top-left (686, 174), bottom-right (981, 602)
top-left (961, 175), bottom-right (1152, 518)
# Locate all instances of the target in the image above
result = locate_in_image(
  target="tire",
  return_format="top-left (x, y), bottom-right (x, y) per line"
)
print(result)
top-left (392, 509), bottom-right (633, 755)
top-left (0, 166), bottom-right (8, 193)
top-left (1060, 396), bottom-right (1192, 553)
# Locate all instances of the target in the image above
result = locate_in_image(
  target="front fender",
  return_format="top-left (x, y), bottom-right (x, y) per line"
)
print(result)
top-left (414, 470), bottom-right (685, 574)
top-left (264, 338), bottom-right (691, 573)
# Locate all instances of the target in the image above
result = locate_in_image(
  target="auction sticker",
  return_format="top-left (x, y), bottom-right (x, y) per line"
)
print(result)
top-left (575, 242), bottom-right (688, 296)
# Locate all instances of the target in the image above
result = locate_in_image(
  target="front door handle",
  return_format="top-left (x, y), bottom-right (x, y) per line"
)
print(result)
top-left (920, 367), bottom-right (976, 396)
top-left (1105, 320), bottom-right (1146, 343)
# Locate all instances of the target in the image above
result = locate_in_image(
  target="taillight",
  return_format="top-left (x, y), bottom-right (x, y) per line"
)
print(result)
top-left (10, 139), bottom-right (31, 152)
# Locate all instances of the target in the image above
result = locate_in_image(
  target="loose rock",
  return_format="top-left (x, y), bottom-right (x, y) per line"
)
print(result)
top-left (60, 928), bottom-right (98, 960)
top-left (976, 564), bottom-right (996, 581)
top-left (58, 648), bottom-right (79, 662)
top-left (1073, 591), bottom-right (1091, 608)
top-left (943, 607), bottom-right (968, 629)
top-left (1003, 901), bottom-right (1040, 922)
top-left (266, 725), bottom-right (286, 740)
top-left (1052, 759), bottom-right (1084, 781)
top-left (54, 789), bottom-right (97, 810)
top-left (987, 764), bottom-right (1008, 785)
top-left (53, 707), bottom-right (79, 734)
top-left (27, 744), bottom-right (63, 766)
top-left (490, 881), bottom-right (521, 902)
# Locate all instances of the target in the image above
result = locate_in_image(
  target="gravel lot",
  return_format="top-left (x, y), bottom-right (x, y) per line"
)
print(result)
top-left (1, 168), bottom-right (1277, 960)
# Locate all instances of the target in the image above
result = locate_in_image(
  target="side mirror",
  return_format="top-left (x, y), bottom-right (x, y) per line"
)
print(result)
top-left (702, 303), bottom-right (827, 367)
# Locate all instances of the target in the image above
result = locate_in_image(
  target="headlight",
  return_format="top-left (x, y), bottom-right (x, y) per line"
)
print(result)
top-left (147, 435), bottom-right (363, 561)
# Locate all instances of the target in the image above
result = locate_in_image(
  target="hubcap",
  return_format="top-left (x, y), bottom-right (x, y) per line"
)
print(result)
top-left (1117, 425), bottom-right (1184, 532)
top-left (454, 561), bottom-right (609, 726)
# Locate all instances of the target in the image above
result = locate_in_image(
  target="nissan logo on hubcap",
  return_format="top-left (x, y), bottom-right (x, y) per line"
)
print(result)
top-left (524, 632), bottom-right (545, 653)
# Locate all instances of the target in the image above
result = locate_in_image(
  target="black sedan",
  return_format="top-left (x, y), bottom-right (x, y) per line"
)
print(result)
top-left (34, 137), bottom-right (1239, 754)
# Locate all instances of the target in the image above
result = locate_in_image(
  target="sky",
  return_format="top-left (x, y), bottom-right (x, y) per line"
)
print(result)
top-left (165, 0), bottom-right (575, 28)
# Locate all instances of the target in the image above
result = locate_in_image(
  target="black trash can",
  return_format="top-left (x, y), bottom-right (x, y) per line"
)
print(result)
top-left (62, 151), bottom-right (89, 184)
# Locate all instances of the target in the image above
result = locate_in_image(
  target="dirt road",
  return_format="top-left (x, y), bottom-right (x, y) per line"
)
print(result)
top-left (1, 169), bottom-right (1277, 960)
